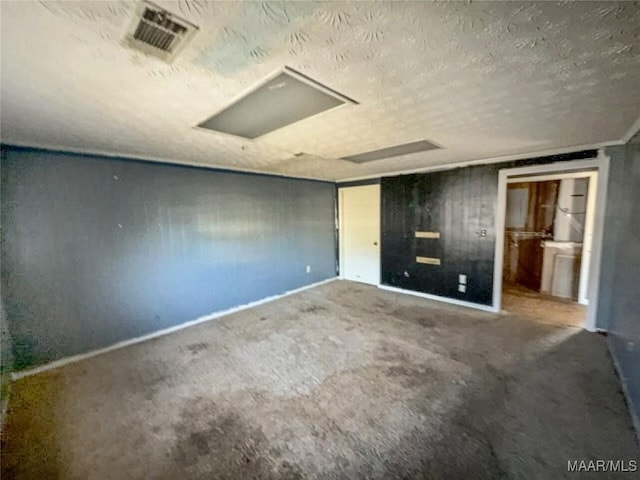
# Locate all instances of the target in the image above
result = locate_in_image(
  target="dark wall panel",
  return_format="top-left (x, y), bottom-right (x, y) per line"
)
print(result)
top-left (381, 166), bottom-right (497, 305)
top-left (380, 151), bottom-right (597, 306)
top-left (1, 146), bottom-right (337, 370)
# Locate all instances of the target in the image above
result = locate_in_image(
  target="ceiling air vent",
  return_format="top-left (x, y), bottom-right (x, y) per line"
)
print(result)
top-left (341, 140), bottom-right (442, 164)
top-left (125, 1), bottom-right (198, 62)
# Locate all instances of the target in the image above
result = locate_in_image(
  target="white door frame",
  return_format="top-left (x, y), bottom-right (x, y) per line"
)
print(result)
top-left (338, 185), bottom-right (381, 285)
top-left (505, 171), bottom-right (597, 306)
top-left (493, 151), bottom-right (610, 331)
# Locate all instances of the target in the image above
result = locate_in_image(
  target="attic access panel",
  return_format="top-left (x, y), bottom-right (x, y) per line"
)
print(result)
top-left (198, 68), bottom-right (356, 139)
top-left (342, 140), bottom-right (441, 163)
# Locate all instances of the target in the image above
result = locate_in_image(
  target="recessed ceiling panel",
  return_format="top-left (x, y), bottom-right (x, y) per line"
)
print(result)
top-left (342, 140), bottom-right (441, 163)
top-left (198, 68), bottom-right (355, 139)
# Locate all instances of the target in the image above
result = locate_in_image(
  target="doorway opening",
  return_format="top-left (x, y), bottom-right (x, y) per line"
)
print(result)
top-left (493, 155), bottom-right (609, 331)
top-left (502, 172), bottom-right (595, 327)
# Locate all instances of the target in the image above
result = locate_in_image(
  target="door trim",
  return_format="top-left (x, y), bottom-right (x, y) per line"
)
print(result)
top-left (505, 171), bottom-right (597, 305)
top-left (493, 151), bottom-right (610, 331)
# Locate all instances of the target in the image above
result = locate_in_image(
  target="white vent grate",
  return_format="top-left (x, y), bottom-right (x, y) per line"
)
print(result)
top-left (125, 2), bottom-right (198, 62)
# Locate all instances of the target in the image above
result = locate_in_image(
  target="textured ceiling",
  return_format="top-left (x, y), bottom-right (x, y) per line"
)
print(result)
top-left (1, 1), bottom-right (639, 181)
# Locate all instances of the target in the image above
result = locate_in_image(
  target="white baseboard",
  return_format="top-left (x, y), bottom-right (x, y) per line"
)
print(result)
top-left (608, 337), bottom-right (640, 446)
top-left (11, 277), bottom-right (338, 380)
top-left (378, 285), bottom-right (498, 313)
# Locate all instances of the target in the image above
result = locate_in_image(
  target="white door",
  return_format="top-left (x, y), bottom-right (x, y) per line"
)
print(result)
top-left (339, 185), bottom-right (380, 285)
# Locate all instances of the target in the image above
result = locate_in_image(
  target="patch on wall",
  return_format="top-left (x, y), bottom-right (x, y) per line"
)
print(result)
top-left (416, 256), bottom-right (441, 266)
top-left (415, 231), bottom-right (440, 239)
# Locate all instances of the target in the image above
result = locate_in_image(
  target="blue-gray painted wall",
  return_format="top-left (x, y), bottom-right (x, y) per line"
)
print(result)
top-left (602, 141), bottom-right (640, 434)
top-left (1, 146), bottom-right (337, 370)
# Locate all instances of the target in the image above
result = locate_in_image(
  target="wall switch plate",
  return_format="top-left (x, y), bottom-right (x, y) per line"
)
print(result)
top-left (306, 265), bottom-right (311, 273)
top-left (459, 274), bottom-right (467, 284)
top-left (458, 284), bottom-right (466, 293)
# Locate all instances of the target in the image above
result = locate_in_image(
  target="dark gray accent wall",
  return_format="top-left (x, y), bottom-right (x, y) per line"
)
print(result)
top-left (379, 151), bottom-right (598, 306)
top-left (1, 146), bottom-right (337, 370)
top-left (602, 141), bottom-right (640, 435)
top-left (381, 167), bottom-right (496, 304)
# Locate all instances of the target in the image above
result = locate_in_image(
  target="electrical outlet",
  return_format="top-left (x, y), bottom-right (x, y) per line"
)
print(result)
top-left (459, 274), bottom-right (467, 284)
top-left (458, 284), bottom-right (466, 293)
top-left (306, 265), bottom-right (311, 273)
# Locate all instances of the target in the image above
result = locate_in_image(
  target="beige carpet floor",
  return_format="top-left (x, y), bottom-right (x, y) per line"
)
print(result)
top-left (1, 280), bottom-right (637, 479)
